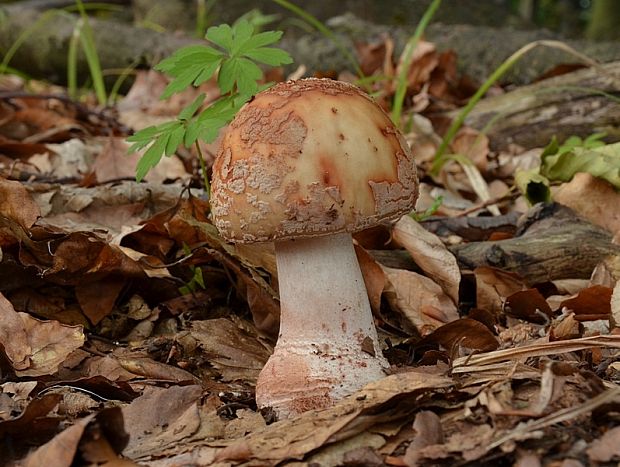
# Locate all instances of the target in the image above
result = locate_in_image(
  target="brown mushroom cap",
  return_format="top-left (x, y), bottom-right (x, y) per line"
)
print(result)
top-left (211, 78), bottom-right (419, 243)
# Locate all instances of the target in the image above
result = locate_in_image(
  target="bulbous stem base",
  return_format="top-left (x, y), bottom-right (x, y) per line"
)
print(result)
top-left (255, 232), bottom-right (389, 419)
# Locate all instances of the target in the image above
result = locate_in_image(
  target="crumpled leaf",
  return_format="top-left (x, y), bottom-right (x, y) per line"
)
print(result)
top-left (0, 292), bottom-right (31, 370)
top-left (0, 176), bottom-right (41, 246)
top-left (15, 312), bottom-right (85, 377)
top-left (391, 216), bottom-right (460, 304)
top-left (383, 266), bottom-right (459, 335)
top-left (541, 140), bottom-right (620, 188)
top-left (186, 318), bottom-right (270, 383)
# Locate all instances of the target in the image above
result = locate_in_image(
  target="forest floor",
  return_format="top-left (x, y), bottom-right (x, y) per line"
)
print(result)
top-left (0, 16), bottom-right (619, 467)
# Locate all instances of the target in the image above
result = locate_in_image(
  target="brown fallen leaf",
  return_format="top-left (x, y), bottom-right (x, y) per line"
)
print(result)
top-left (403, 411), bottom-right (444, 466)
top-left (559, 285), bottom-right (612, 321)
top-left (186, 318), bottom-right (271, 383)
top-left (0, 292), bottom-right (31, 370)
top-left (121, 385), bottom-right (203, 459)
top-left (587, 425), bottom-right (620, 462)
top-left (392, 216), bottom-right (460, 304)
top-left (383, 266), bottom-right (459, 335)
top-left (21, 414), bottom-right (95, 467)
top-left (417, 318), bottom-right (499, 355)
top-left (505, 289), bottom-right (553, 324)
top-left (0, 176), bottom-right (40, 246)
top-left (475, 266), bottom-right (526, 316)
top-left (15, 312), bottom-right (86, 377)
top-left (554, 172), bottom-right (620, 234)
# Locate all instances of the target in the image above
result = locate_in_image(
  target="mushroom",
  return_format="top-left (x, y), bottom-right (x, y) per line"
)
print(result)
top-left (210, 78), bottom-right (419, 418)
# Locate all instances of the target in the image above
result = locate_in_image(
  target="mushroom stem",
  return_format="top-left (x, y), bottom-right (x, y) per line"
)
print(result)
top-left (256, 232), bottom-right (389, 418)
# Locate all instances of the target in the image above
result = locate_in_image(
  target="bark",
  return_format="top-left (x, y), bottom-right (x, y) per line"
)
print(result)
top-left (454, 61), bottom-right (620, 150)
top-left (0, 4), bottom-right (199, 85)
top-left (370, 204), bottom-right (619, 285)
top-left (3, 5), bottom-right (620, 88)
top-left (449, 203), bottom-right (620, 285)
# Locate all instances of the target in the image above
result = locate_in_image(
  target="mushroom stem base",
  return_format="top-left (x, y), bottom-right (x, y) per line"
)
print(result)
top-left (256, 232), bottom-right (388, 419)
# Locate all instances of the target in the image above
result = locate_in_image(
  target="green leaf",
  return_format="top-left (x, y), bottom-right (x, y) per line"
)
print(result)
top-left (238, 30), bottom-right (283, 52)
top-left (179, 93), bottom-right (206, 121)
top-left (218, 58), bottom-right (261, 95)
top-left (230, 20), bottom-right (254, 55)
top-left (541, 142), bottom-right (620, 188)
top-left (165, 124), bottom-right (185, 156)
top-left (514, 169), bottom-right (551, 205)
top-left (206, 23), bottom-right (234, 51)
top-left (243, 46), bottom-right (292, 66)
top-left (136, 134), bottom-right (168, 182)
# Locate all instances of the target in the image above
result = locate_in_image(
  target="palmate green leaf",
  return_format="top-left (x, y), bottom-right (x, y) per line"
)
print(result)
top-left (155, 46), bottom-right (223, 99)
top-left (206, 23), bottom-right (234, 51)
top-left (237, 30), bottom-right (283, 52)
top-left (136, 134), bottom-right (168, 182)
top-left (230, 20), bottom-right (254, 55)
top-left (243, 47), bottom-right (293, 66)
top-left (179, 93), bottom-right (206, 121)
top-left (218, 57), bottom-right (262, 95)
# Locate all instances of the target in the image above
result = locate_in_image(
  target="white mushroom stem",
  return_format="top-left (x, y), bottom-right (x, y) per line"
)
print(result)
top-left (255, 232), bottom-right (389, 418)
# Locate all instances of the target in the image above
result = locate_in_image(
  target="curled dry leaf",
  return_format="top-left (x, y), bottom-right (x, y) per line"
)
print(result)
top-left (383, 266), bottom-right (459, 335)
top-left (559, 285), bottom-right (612, 322)
top-left (355, 244), bottom-right (386, 313)
top-left (0, 292), bottom-right (31, 370)
top-left (392, 216), bottom-right (460, 304)
top-left (417, 318), bottom-right (499, 355)
top-left (505, 289), bottom-right (553, 324)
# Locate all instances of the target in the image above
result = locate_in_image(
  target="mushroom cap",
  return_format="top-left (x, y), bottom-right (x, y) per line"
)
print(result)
top-left (211, 78), bottom-right (419, 243)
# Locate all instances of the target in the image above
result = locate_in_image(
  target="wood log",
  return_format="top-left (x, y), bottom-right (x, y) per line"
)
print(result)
top-left (453, 61), bottom-right (620, 150)
top-left (3, 5), bottom-right (620, 89)
top-left (448, 203), bottom-right (620, 285)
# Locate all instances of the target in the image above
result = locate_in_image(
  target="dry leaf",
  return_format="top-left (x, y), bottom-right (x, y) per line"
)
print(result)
top-left (505, 289), bottom-right (553, 324)
top-left (0, 293), bottom-right (31, 370)
top-left (383, 266), bottom-right (459, 335)
top-left (474, 267), bottom-right (525, 316)
top-left (554, 172), bottom-right (620, 234)
top-left (187, 318), bottom-right (270, 383)
top-left (15, 313), bottom-right (85, 377)
top-left (559, 285), bottom-right (612, 321)
top-left (587, 425), bottom-right (620, 462)
top-left (392, 216), bottom-right (460, 304)
top-left (21, 414), bottom-right (95, 467)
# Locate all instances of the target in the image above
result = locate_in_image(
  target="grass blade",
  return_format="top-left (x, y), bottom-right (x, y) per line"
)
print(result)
top-left (391, 0), bottom-right (441, 127)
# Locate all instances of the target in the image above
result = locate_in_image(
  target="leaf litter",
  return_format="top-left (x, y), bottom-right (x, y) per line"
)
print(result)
top-left (0, 28), bottom-right (619, 467)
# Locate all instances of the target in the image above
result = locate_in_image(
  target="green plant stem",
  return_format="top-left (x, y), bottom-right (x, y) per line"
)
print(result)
top-left (75, 0), bottom-right (107, 106)
top-left (431, 39), bottom-right (615, 175)
top-left (67, 20), bottom-right (81, 99)
top-left (271, 0), bottom-right (363, 77)
top-left (391, 0), bottom-right (441, 127)
top-left (195, 141), bottom-right (211, 196)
